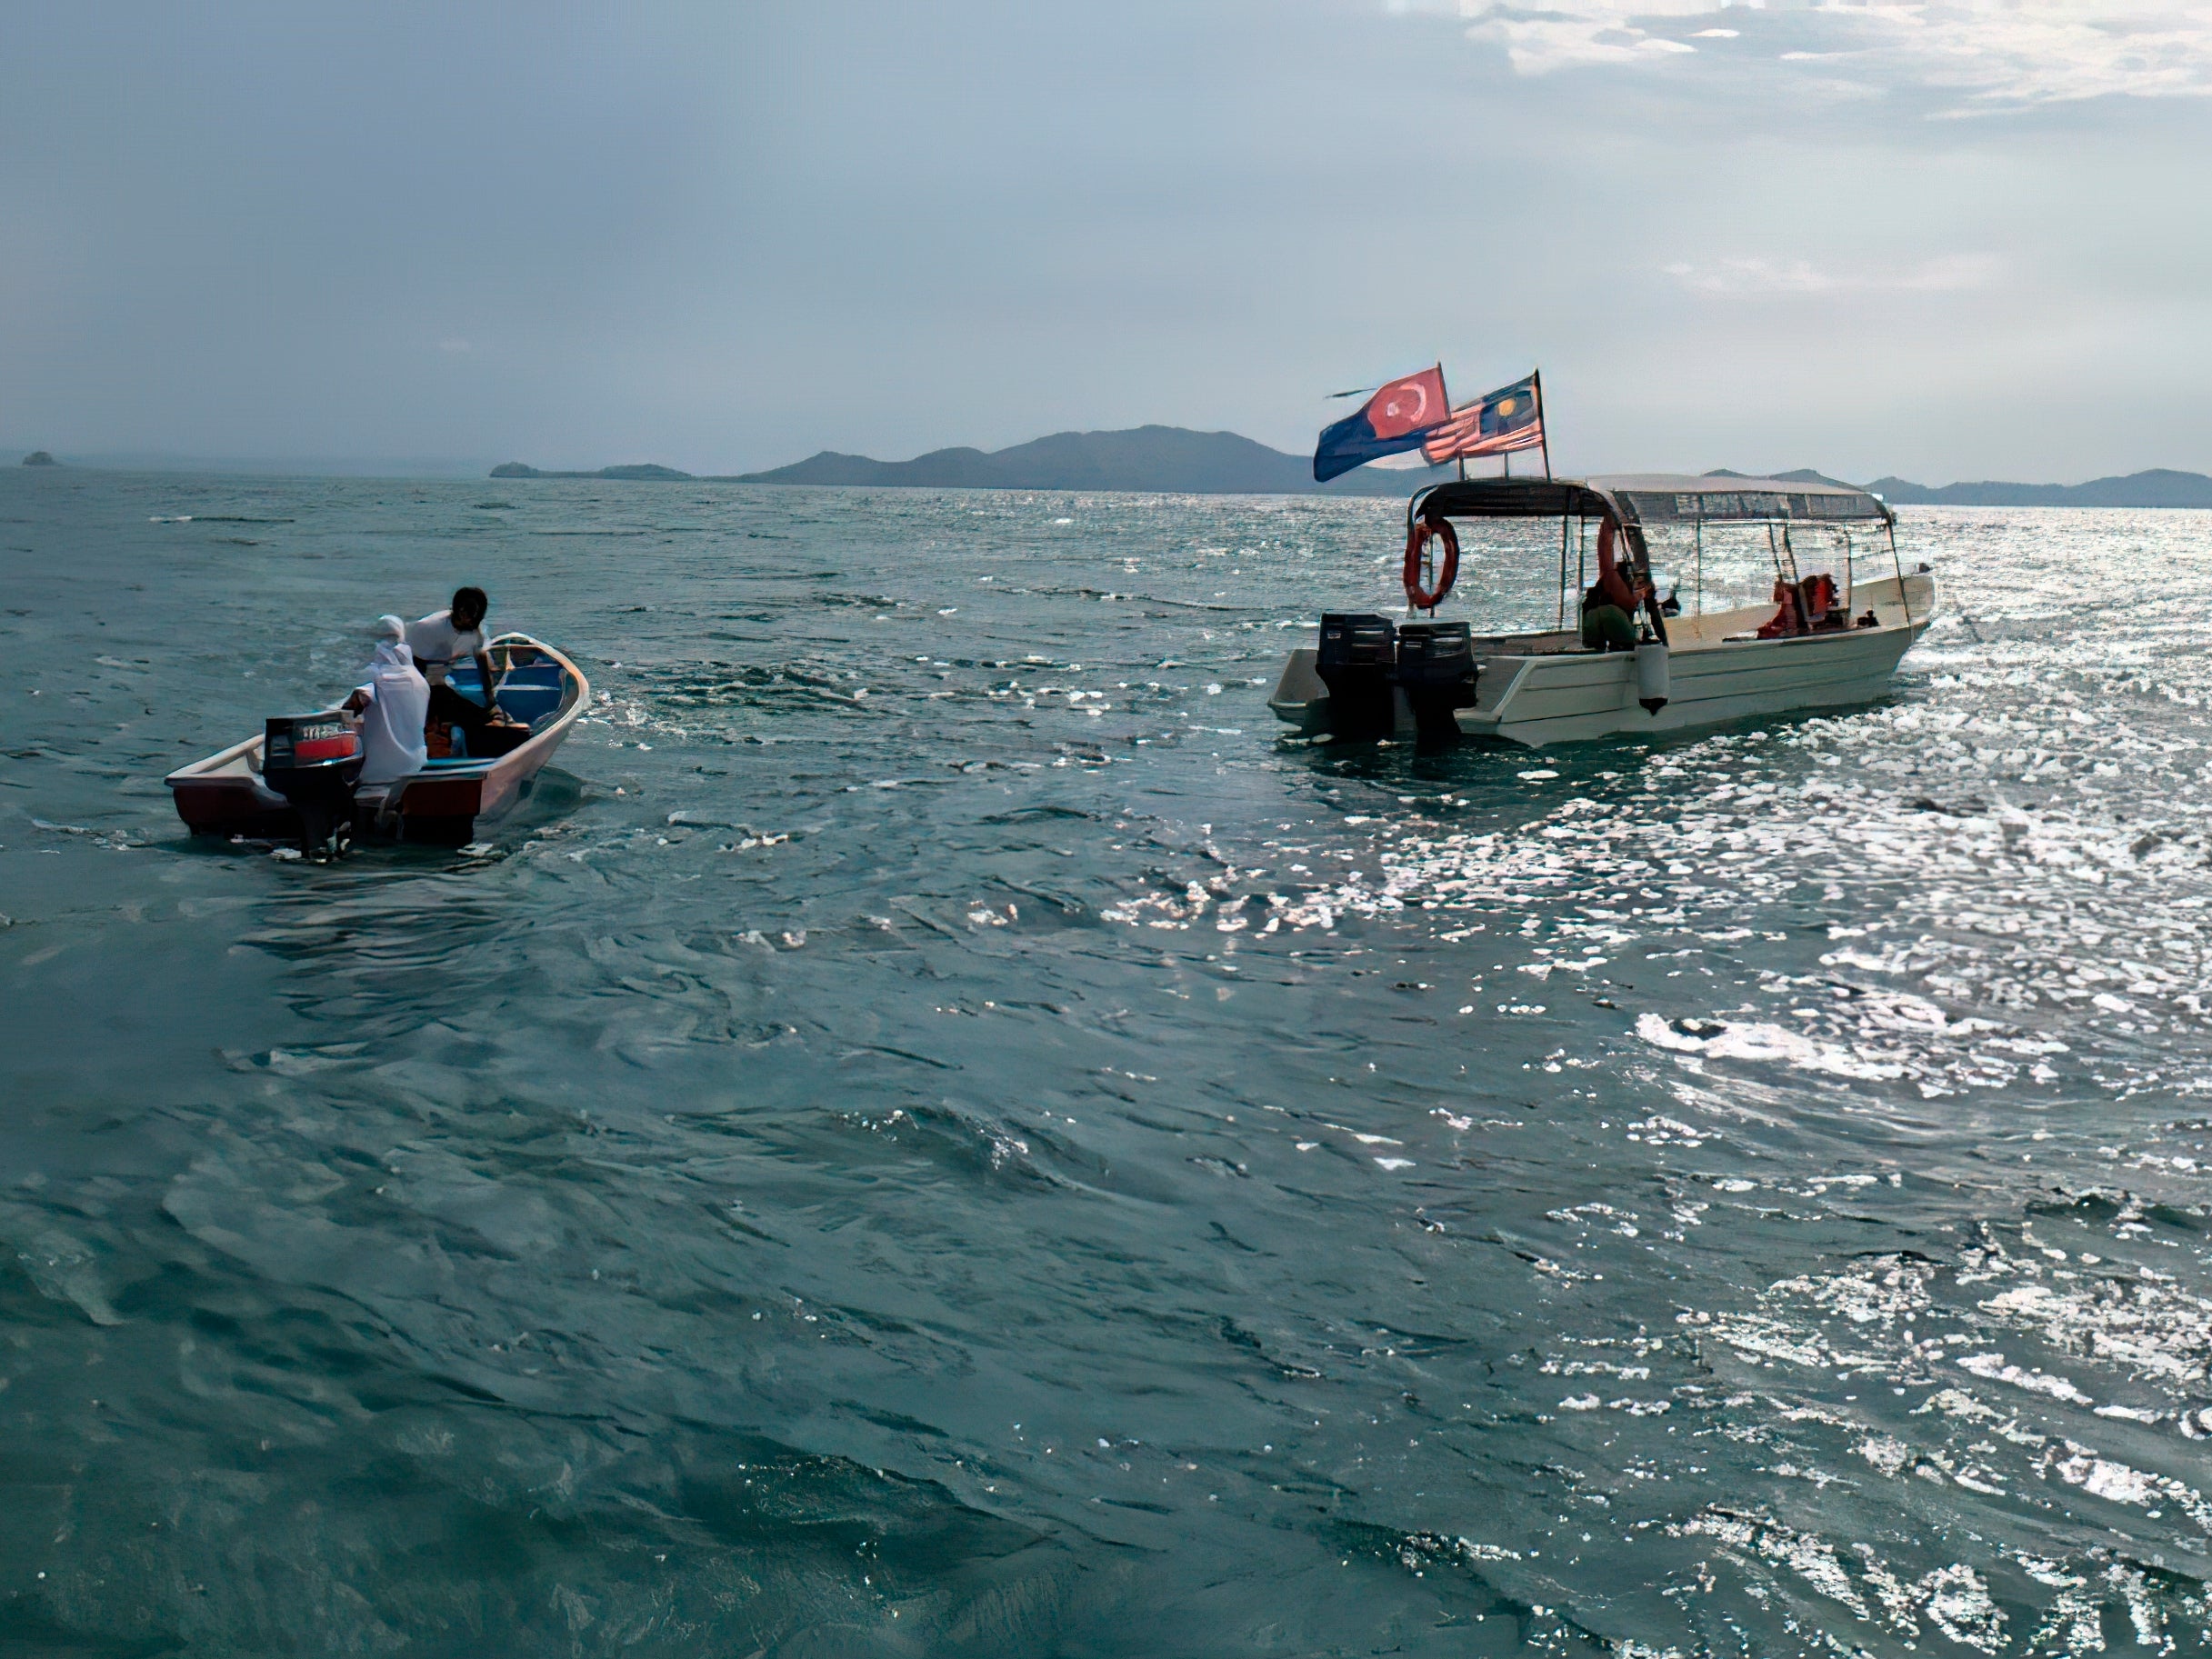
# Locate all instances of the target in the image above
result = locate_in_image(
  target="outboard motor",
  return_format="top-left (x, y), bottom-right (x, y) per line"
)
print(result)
top-left (1315, 613), bottom-right (1397, 739)
top-left (263, 711), bottom-right (362, 855)
top-left (1395, 621), bottom-right (1479, 748)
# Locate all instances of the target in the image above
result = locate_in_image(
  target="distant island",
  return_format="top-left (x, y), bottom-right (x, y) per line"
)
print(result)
top-left (491, 427), bottom-right (1446, 496)
top-left (21, 450), bottom-right (56, 466)
top-left (722, 425), bottom-right (1444, 495)
top-left (486, 428), bottom-right (2212, 507)
top-left (1713, 465), bottom-right (2212, 507)
top-left (490, 462), bottom-right (691, 481)
top-left (1864, 468), bottom-right (2212, 508)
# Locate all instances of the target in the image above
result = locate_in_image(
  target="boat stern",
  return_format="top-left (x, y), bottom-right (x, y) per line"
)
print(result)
top-left (1268, 647), bottom-right (1332, 735)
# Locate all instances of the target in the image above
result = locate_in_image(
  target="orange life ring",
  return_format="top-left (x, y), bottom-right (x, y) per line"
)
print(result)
top-left (1403, 515), bottom-right (1459, 611)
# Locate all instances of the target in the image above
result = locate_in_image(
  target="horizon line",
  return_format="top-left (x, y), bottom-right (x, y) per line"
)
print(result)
top-left (11, 435), bottom-right (2212, 493)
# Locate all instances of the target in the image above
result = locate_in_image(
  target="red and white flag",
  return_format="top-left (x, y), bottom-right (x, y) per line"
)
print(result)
top-left (1422, 374), bottom-right (1544, 464)
top-left (1366, 366), bottom-right (1448, 440)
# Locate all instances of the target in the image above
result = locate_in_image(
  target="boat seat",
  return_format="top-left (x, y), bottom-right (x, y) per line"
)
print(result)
top-left (439, 662), bottom-right (564, 729)
top-left (494, 685), bottom-right (563, 725)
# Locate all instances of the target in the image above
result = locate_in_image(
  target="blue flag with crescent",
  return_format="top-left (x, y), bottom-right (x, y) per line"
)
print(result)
top-left (1313, 366), bottom-right (1449, 482)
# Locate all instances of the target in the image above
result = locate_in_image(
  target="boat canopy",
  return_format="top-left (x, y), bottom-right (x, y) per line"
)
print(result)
top-left (1415, 473), bottom-right (1893, 528)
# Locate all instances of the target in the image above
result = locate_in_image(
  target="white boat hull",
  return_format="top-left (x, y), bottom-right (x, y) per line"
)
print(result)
top-left (1270, 572), bottom-right (1937, 748)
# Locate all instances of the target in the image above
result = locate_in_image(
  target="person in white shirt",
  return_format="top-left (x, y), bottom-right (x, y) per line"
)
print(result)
top-left (343, 617), bottom-right (430, 785)
top-left (405, 585), bottom-right (505, 739)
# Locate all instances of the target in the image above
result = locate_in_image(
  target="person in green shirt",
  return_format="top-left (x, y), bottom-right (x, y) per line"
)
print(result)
top-left (1580, 520), bottom-right (1649, 651)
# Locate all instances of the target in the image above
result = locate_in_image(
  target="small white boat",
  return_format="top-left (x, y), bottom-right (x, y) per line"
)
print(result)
top-left (1269, 474), bottom-right (1936, 748)
top-left (165, 633), bottom-right (591, 845)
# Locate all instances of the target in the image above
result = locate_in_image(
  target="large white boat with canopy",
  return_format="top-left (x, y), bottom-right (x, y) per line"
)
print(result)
top-left (1269, 472), bottom-right (1936, 748)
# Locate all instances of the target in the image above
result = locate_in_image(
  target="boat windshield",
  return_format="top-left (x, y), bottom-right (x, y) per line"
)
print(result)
top-left (1636, 519), bottom-right (1866, 618)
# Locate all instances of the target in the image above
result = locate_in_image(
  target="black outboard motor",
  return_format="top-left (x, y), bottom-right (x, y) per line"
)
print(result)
top-left (1394, 621), bottom-right (1478, 748)
top-left (1316, 613), bottom-right (1397, 739)
top-left (263, 712), bottom-right (363, 855)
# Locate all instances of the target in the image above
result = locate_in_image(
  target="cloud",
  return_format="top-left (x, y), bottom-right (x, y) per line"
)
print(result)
top-left (1458, 3), bottom-right (2212, 106)
top-left (1662, 253), bottom-right (2003, 295)
top-left (1461, 0), bottom-right (1721, 70)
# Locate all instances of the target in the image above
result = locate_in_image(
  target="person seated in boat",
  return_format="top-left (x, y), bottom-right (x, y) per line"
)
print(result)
top-left (1579, 520), bottom-right (1649, 652)
top-left (405, 586), bottom-right (514, 741)
top-left (342, 616), bottom-right (430, 785)
top-left (1756, 576), bottom-right (1806, 639)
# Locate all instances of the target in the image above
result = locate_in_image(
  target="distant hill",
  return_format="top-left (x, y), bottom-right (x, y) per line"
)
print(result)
top-left (492, 427), bottom-right (1457, 495)
top-left (1710, 465), bottom-right (2212, 507)
top-left (728, 425), bottom-right (1459, 495)
top-left (1863, 468), bottom-right (2212, 507)
top-left (490, 461), bottom-right (694, 481)
top-left (20, 450), bottom-right (56, 466)
top-left (483, 442), bottom-right (2212, 508)
top-left (736, 426), bottom-right (1310, 492)
top-left (1705, 466), bottom-right (1861, 490)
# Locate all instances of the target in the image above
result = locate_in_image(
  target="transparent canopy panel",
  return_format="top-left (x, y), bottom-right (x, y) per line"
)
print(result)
top-left (1636, 520), bottom-right (1869, 617)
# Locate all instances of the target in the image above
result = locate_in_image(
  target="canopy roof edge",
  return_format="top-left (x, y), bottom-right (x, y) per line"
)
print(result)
top-left (1415, 473), bottom-right (1893, 526)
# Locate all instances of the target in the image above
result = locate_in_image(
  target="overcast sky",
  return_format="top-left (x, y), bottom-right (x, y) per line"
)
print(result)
top-left (4, 1), bottom-right (2208, 481)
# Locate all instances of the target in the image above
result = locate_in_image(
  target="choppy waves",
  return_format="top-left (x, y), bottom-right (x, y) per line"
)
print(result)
top-left (4, 477), bottom-right (2211, 1653)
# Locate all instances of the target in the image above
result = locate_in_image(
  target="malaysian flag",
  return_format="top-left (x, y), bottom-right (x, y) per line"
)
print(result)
top-left (1421, 373), bottom-right (1544, 465)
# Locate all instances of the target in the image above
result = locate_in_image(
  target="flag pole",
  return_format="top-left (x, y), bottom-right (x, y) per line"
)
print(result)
top-left (1556, 514), bottom-right (1569, 631)
top-left (1536, 368), bottom-right (1552, 482)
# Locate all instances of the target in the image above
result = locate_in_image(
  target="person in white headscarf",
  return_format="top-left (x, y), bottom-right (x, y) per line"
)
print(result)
top-left (342, 615), bottom-right (430, 785)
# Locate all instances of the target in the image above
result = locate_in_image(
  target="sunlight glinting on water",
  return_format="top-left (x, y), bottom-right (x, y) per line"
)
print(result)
top-left (3, 476), bottom-right (2210, 1654)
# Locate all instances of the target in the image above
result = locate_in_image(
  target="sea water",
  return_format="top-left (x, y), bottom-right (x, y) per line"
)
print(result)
top-left (2, 466), bottom-right (2209, 1656)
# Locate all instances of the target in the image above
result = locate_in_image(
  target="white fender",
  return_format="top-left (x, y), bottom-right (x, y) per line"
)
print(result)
top-left (1635, 640), bottom-right (1670, 715)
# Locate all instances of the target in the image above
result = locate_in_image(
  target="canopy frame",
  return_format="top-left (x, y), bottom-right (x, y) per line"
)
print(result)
top-left (1414, 473), bottom-right (1894, 533)
top-left (1407, 472), bottom-right (1895, 640)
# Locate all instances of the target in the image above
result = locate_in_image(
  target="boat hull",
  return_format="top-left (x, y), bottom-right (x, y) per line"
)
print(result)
top-left (1270, 572), bottom-right (1937, 748)
top-left (167, 734), bottom-right (303, 837)
top-left (165, 634), bottom-right (591, 844)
